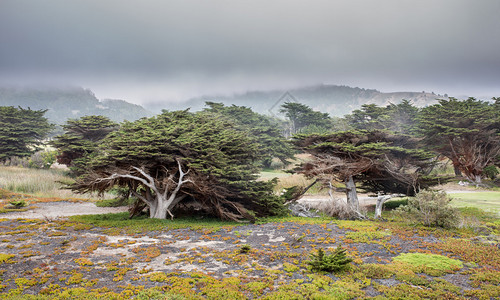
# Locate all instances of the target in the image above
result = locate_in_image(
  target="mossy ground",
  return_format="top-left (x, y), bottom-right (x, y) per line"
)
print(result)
top-left (0, 208), bottom-right (499, 299)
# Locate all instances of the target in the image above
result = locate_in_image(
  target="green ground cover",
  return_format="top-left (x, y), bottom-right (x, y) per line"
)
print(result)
top-left (0, 212), bottom-right (498, 299)
top-left (450, 192), bottom-right (500, 215)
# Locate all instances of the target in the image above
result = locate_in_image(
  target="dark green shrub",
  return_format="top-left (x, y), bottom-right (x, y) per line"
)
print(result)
top-left (383, 198), bottom-right (408, 210)
top-left (307, 245), bottom-right (352, 272)
top-left (8, 200), bottom-right (27, 208)
top-left (239, 244), bottom-right (252, 254)
top-left (395, 190), bottom-right (460, 228)
top-left (483, 165), bottom-right (499, 180)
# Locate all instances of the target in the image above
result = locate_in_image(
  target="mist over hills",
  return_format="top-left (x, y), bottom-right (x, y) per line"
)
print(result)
top-left (0, 84), bottom-right (448, 125)
top-left (0, 86), bottom-right (153, 124)
top-left (155, 84), bottom-right (447, 117)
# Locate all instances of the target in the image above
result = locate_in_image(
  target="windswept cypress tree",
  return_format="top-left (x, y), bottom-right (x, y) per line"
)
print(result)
top-left (51, 115), bottom-right (118, 175)
top-left (72, 110), bottom-right (284, 221)
top-left (418, 98), bottom-right (500, 183)
top-left (346, 100), bottom-right (419, 135)
top-left (280, 102), bottom-right (332, 135)
top-left (293, 130), bottom-right (441, 218)
top-left (0, 106), bottom-right (53, 161)
top-left (203, 102), bottom-right (295, 168)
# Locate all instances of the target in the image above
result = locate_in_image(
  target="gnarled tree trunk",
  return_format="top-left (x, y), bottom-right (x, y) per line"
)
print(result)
top-left (344, 175), bottom-right (359, 211)
top-left (374, 193), bottom-right (392, 219)
top-left (86, 160), bottom-right (192, 220)
top-left (127, 161), bottom-right (191, 219)
top-left (343, 175), bottom-right (366, 220)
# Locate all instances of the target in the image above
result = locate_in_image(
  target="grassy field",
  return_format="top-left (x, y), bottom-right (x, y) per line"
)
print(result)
top-left (0, 166), bottom-right (111, 200)
top-left (450, 192), bottom-right (500, 215)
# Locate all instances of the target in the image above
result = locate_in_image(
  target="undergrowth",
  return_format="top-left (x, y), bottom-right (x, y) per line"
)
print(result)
top-left (307, 245), bottom-right (353, 272)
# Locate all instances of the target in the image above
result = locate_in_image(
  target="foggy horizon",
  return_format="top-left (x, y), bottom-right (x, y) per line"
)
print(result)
top-left (1, 0), bottom-right (500, 106)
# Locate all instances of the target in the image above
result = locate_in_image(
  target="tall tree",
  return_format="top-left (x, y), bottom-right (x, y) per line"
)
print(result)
top-left (72, 110), bottom-right (283, 221)
top-left (346, 100), bottom-right (419, 135)
top-left (293, 130), bottom-right (440, 219)
top-left (494, 97), bottom-right (500, 168)
top-left (203, 102), bottom-right (295, 168)
top-left (0, 106), bottom-right (53, 161)
top-left (346, 104), bottom-right (388, 131)
top-left (51, 115), bottom-right (118, 175)
top-left (280, 102), bottom-right (332, 135)
top-left (418, 98), bottom-right (500, 184)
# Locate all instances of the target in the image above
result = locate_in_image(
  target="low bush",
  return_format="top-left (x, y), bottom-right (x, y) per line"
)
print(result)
top-left (395, 190), bottom-right (460, 228)
top-left (1, 151), bottom-right (57, 169)
top-left (8, 200), bottom-right (27, 209)
top-left (483, 165), bottom-right (499, 180)
top-left (239, 244), bottom-right (252, 254)
top-left (383, 198), bottom-right (408, 210)
top-left (315, 199), bottom-right (365, 220)
top-left (307, 245), bottom-right (352, 272)
top-left (28, 150), bottom-right (57, 169)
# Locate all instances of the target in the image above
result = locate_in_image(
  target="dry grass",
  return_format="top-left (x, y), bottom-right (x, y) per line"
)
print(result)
top-left (314, 198), bottom-right (367, 219)
top-left (260, 172), bottom-right (327, 195)
top-left (0, 166), bottom-right (111, 200)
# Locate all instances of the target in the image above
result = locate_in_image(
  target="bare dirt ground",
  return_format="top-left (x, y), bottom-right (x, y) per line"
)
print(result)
top-left (0, 201), bottom-right (128, 219)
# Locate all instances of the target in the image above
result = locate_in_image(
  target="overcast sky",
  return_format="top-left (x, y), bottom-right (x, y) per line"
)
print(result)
top-left (1, 0), bottom-right (499, 105)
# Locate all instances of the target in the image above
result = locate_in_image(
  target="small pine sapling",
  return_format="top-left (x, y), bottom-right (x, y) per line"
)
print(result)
top-left (239, 244), bottom-right (251, 254)
top-left (8, 200), bottom-right (27, 209)
top-left (307, 245), bottom-right (353, 272)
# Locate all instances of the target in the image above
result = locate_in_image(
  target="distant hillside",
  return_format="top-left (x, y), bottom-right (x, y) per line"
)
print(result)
top-left (0, 86), bottom-right (153, 124)
top-left (161, 84), bottom-right (447, 117)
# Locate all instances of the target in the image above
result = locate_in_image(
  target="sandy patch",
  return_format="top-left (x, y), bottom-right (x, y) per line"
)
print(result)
top-left (1, 201), bottom-right (128, 219)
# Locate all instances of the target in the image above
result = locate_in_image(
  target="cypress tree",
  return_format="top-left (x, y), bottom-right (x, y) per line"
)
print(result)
top-left (418, 98), bottom-right (500, 183)
top-left (51, 115), bottom-right (118, 175)
top-left (72, 110), bottom-right (284, 221)
top-left (0, 106), bottom-right (53, 161)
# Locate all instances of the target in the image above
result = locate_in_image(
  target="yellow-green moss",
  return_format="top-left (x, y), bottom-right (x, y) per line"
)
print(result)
top-left (393, 253), bottom-right (463, 273)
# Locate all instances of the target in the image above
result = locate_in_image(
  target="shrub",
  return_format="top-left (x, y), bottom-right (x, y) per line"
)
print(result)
top-left (383, 198), bottom-right (408, 210)
top-left (28, 150), bottom-right (57, 169)
top-left (2, 156), bottom-right (29, 168)
top-left (8, 200), bottom-right (27, 209)
top-left (239, 244), bottom-right (252, 254)
top-left (307, 245), bottom-right (353, 272)
top-left (395, 190), bottom-right (460, 228)
top-left (314, 199), bottom-right (365, 220)
top-left (483, 165), bottom-right (499, 180)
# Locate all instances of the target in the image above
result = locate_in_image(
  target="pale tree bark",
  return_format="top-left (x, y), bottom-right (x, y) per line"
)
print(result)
top-left (344, 175), bottom-right (359, 211)
top-left (94, 160), bottom-right (192, 219)
top-left (374, 193), bottom-right (392, 219)
top-left (343, 175), bottom-right (366, 220)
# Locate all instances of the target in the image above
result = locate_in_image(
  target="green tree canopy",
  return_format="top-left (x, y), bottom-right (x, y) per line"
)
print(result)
top-left (51, 115), bottom-right (118, 175)
top-left (346, 100), bottom-right (419, 135)
top-left (280, 102), bottom-right (332, 135)
top-left (293, 130), bottom-right (441, 218)
top-left (418, 98), bottom-right (500, 183)
top-left (72, 110), bottom-right (283, 221)
top-left (0, 106), bottom-right (54, 161)
top-left (203, 102), bottom-right (295, 168)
